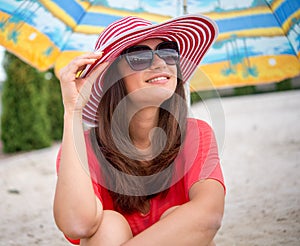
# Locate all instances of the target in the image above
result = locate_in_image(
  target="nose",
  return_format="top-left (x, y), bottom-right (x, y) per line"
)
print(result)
top-left (150, 52), bottom-right (166, 69)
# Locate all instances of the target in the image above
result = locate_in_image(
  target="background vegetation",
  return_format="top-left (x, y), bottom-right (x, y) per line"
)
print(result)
top-left (1, 52), bottom-right (63, 153)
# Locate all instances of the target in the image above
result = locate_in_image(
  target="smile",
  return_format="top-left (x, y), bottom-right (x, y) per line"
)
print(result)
top-left (146, 76), bottom-right (170, 83)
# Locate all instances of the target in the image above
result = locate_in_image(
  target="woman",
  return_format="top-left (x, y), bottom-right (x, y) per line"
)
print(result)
top-left (54, 15), bottom-right (225, 245)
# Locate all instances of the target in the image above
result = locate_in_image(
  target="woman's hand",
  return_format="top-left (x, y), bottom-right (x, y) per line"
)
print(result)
top-left (59, 52), bottom-right (108, 114)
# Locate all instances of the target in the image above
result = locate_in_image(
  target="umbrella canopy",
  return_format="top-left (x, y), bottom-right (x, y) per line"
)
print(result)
top-left (0, 0), bottom-right (170, 73)
top-left (0, 0), bottom-right (299, 90)
top-left (190, 0), bottom-right (300, 90)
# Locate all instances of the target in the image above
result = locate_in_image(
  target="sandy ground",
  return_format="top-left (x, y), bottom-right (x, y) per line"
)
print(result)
top-left (0, 90), bottom-right (299, 246)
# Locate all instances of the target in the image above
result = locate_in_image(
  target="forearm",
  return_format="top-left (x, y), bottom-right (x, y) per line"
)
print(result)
top-left (53, 111), bottom-right (102, 238)
top-left (124, 180), bottom-right (225, 246)
top-left (123, 201), bottom-right (222, 246)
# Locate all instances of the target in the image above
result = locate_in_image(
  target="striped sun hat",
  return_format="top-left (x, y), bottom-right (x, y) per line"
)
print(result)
top-left (81, 14), bottom-right (218, 126)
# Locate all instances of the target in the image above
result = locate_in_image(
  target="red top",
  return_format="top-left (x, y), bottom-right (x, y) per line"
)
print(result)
top-left (56, 119), bottom-right (225, 244)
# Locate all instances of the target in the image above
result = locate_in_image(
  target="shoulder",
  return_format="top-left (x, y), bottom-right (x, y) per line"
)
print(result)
top-left (181, 118), bottom-right (217, 160)
top-left (187, 118), bottom-right (213, 130)
top-left (56, 129), bottom-right (95, 172)
top-left (186, 118), bottom-right (214, 141)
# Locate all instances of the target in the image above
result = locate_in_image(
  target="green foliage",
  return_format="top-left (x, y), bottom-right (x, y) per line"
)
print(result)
top-left (276, 78), bottom-right (292, 91)
top-left (190, 90), bottom-right (219, 104)
top-left (46, 70), bottom-right (63, 140)
top-left (1, 52), bottom-right (51, 153)
top-left (190, 91), bottom-right (201, 104)
top-left (234, 85), bottom-right (256, 96)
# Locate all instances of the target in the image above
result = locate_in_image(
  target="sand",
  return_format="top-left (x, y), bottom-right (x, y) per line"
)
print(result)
top-left (0, 90), bottom-right (299, 246)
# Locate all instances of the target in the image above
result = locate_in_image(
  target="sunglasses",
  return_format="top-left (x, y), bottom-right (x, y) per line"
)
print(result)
top-left (120, 41), bottom-right (180, 71)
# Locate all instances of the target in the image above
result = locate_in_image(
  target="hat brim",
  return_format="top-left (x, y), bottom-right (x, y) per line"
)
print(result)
top-left (81, 14), bottom-right (218, 126)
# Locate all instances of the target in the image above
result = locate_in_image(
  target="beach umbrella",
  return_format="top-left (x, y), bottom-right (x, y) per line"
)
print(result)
top-left (0, 0), bottom-right (171, 75)
top-left (189, 0), bottom-right (300, 90)
top-left (0, 0), bottom-right (299, 90)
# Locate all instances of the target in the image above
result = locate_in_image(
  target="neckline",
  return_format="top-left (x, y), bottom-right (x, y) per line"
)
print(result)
top-left (139, 200), bottom-right (152, 217)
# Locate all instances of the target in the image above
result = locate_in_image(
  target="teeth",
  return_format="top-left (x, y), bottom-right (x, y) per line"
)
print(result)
top-left (147, 77), bottom-right (167, 83)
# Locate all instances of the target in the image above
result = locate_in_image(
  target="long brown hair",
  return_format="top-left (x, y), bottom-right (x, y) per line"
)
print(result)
top-left (90, 61), bottom-right (187, 214)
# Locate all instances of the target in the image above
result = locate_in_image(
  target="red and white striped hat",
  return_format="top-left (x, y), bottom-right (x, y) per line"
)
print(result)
top-left (81, 14), bottom-right (218, 126)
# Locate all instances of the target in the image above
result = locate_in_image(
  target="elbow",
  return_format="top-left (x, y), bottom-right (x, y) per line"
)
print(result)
top-left (53, 206), bottom-right (103, 239)
top-left (55, 214), bottom-right (103, 239)
top-left (195, 212), bottom-right (223, 235)
top-left (67, 226), bottom-right (99, 240)
top-left (210, 212), bottom-right (223, 230)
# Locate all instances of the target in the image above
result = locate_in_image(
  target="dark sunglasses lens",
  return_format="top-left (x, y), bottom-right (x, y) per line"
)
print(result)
top-left (157, 42), bottom-right (179, 65)
top-left (125, 46), bottom-right (153, 71)
top-left (157, 49), bottom-right (179, 65)
top-left (123, 42), bottom-right (179, 70)
top-left (127, 51), bottom-right (152, 70)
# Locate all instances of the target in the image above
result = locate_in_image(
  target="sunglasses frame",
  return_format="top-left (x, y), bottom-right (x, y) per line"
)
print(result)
top-left (120, 41), bottom-right (180, 71)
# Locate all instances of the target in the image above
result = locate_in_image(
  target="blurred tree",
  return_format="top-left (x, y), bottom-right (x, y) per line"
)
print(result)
top-left (1, 51), bottom-right (51, 152)
top-left (46, 70), bottom-right (63, 141)
top-left (276, 78), bottom-right (292, 91)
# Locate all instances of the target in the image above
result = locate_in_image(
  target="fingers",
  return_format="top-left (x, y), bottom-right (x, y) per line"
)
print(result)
top-left (58, 51), bottom-right (106, 113)
top-left (59, 52), bottom-right (104, 82)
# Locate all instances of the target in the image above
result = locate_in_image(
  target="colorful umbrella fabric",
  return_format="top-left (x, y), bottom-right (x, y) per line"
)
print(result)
top-left (191, 0), bottom-right (300, 90)
top-left (0, 0), bottom-right (169, 73)
top-left (0, 0), bottom-right (299, 90)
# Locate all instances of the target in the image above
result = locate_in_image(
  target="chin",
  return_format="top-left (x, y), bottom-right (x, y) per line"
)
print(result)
top-left (127, 86), bottom-right (175, 108)
top-left (154, 88), bottom-right (175, 103)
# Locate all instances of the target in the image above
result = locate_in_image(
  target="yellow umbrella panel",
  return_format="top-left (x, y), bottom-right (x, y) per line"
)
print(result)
top-left (0, 0), bottom-right (170, 75)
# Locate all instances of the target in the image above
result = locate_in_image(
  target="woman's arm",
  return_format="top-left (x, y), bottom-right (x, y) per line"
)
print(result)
top-left (123, 179), bottom-right (225, 246)
top-left (53, 53), bottom-right (107, 239)
top-left (53, 110), bottom-right (103, 239)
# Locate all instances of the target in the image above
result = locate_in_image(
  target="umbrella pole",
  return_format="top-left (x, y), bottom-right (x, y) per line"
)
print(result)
top-left (183, 0), bottom-right (191, 109)
top-left (183, 0), bottom-right (188, 15)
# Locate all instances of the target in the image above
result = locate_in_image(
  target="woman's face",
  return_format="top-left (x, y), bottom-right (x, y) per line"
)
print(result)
top-left (117, 39), bottom-right (178, 107)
